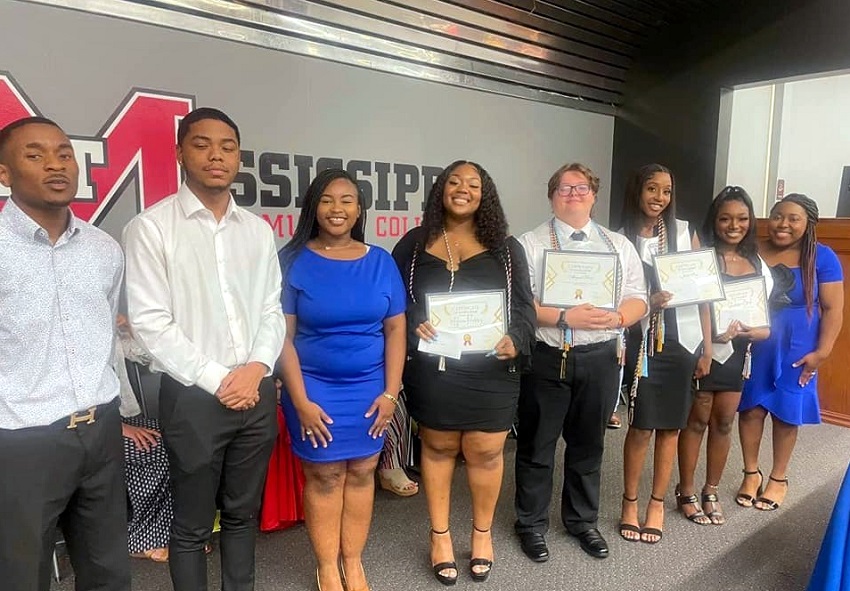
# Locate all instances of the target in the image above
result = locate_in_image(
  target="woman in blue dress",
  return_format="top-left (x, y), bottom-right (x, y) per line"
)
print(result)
top-left (278, 169), bottom-right (407, 591)
top-left (737, 193), bottom-right (843, 511)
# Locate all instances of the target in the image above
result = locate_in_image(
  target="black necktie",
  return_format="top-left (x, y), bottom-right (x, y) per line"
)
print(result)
top-left (570, 231), bottom-right (586, 241)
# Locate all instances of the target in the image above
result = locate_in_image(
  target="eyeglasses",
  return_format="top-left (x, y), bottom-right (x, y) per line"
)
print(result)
top-left (556, 184), bottom-right (591, 197)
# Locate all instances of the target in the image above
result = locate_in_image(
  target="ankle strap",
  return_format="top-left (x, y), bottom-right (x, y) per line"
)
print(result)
top-left (769, 475), bottom-right (789, 484)
top-left (622, 494), bottom-right (638, 502)
top-left (650, 494), bottom-right (664, 503)
top-left (742, 468), bottom-right (761, 475)
top-left (473, 525), bottom-right (491, 533)
top-left (431, 527), bottom-right (450, 535)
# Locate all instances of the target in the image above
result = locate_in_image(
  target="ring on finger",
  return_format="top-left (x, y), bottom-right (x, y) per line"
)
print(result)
top-left (305, 429), bottom-right (313, 436)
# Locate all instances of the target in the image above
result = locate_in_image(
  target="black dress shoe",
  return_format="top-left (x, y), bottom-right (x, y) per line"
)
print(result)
top-left (518, 532), bottom-right (549, 562)
top-left (571, 528), bottom-right (609, 559)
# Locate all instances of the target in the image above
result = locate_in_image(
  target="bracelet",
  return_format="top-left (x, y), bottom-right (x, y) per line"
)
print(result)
top-left (382, 392), bottom-right (399, 406)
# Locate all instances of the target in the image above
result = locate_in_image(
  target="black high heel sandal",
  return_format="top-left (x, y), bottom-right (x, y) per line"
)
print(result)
top-left (430, 528), bottom-right (458, 586)
top-left (755, 475), bottom-right (789, 511)
top-left (640, 495), bottom-right (664, 544)
top-left (470, 525), bottom-right (494, 583)
top-left (735, 469), bottom-right (764, 508)
top-left (619, 495), bottom-right (641, 542)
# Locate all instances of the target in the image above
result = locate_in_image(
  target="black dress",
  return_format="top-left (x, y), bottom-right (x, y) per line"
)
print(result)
top-left (392, 227), bottom-right (536, 432)
top-left (624, 261), bottom-right (698, 431)
top-left (696, 271), bottom-right (758, 393)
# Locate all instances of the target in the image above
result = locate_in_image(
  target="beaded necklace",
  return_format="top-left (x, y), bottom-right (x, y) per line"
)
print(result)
top-left (407, 228), bottom-right (514, 371)
top-left (628, 216), bottom-right (667, 420)
top-left (548, 218), bottom-right (622, 379)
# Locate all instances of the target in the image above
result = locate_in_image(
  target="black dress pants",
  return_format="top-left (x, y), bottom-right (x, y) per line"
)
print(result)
top-left (515, 340), bottom-right (620, 535)
top-left (159, 375), bottom-right (277, 591)
top-left (0, 398), bottom-right (130, 591)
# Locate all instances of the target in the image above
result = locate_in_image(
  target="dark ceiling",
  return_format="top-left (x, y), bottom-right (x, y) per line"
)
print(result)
top-left (100, 0), bottom-right (769, 114)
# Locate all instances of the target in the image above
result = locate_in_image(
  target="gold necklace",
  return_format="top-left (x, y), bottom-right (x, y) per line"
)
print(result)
top-left (315, 238), bottom-right (354, 250)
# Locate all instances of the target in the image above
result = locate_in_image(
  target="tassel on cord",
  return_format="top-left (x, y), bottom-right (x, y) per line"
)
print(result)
top-left (742, 343), bottom-right (752, 379)
top-left (438, 356), bottom-right (446, 372)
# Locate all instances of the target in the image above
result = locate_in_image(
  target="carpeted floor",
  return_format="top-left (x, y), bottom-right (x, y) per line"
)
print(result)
top-left (52, 413), bottom-right (850, 591)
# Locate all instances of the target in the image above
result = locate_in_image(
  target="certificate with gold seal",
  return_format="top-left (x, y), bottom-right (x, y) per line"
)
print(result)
top-left (540, 250), bottom-right (619, 310)
top-left (712, 275), bottom-right (770, 333)
top-left (425, 290), bottom-right (507, 354)
top-left (653, 248), bottom-right (725, 307)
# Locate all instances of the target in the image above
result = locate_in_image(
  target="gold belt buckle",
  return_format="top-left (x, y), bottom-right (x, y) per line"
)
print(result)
top-left (67, 407), bottom-right (97, 429)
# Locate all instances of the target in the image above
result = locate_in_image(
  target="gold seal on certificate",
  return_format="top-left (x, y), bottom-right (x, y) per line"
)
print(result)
top-left (712, 276), bottom-right (770, 333)
top-left (425, 290), bottom-right (507, 354)
top-left (540, 250), bottom-right (619, 310)
top-left (653, 248), bottom-right (725, 307)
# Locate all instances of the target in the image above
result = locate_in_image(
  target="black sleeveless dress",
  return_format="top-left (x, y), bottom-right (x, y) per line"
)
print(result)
top-left (392, 227), bottom-right (536, 432)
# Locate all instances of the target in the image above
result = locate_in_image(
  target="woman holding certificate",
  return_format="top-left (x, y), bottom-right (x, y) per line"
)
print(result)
top-left (514, 163), bottom-right (647, 562)
top-left (676, 186), bottom-right (772, 526)
top-left (618, 163), bottom-right (713, 545)
top-left (392, 160), bottom-right (535, 584)
top-left (278, 169), bottom-right (407, 591)
top-left (737, 193), bottom-right (843, 511)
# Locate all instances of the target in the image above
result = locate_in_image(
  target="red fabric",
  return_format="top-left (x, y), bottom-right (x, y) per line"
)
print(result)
top-left (260, 407), bottom-right (306, 532)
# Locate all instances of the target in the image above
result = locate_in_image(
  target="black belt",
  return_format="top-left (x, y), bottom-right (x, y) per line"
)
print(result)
top-left (535, 339), bottom-right (617, 354)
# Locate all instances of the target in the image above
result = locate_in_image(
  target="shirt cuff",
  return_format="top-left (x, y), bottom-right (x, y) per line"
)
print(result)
top-left (247, 349), bottom-right (275, 377)
top-left (197, 361), bottom-right (232, 395)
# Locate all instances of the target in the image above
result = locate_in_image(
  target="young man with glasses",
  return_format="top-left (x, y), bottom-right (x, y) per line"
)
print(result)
top-left (514, 163), bottom-right (647, 561)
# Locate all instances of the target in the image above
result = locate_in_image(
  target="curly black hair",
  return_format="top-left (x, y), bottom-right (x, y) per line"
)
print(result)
top-left (701, 186), bottom-right (760, 271)
top-left (419, 160), bottom-right (508, 250)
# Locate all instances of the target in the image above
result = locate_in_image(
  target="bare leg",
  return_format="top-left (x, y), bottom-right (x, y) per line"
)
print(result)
top-left (302, 461), bottom-right (346, 591)
top-left (641, 429), bottom-right (679, 543)
top-left (340, 454), bottom-right (380, 591)
top-left (677, 391), bottom-right (712, 524)
top-left (620, 426), bottom-right (652, 541)
top-left (755, 415), bottom-right (797, 510)
top-left (737, 406), bottom-right (767, 506)
top-left (419, 426), bottom-right (462, 580)
top-left (702, 391), bottom-right (741, 523)
top-left (462, 430), bottom-right (509, 575)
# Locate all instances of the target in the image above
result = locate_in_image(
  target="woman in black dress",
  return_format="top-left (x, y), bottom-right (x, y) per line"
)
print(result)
top-left (393, 160), bottom-right (535, 584)
top-left (675, 187), bottom-right (771, 526)
top-left (618, 164), bottom-right (713, 544)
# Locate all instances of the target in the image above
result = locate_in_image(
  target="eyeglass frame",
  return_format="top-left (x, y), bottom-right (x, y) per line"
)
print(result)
top-left (555, 183), bottom-right (592, 197)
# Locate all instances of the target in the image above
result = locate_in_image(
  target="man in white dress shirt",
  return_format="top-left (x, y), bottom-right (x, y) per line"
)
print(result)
top-left (0, 117), bottom-right (129, 591)
top-left (123, 108), bottom-right (286, 591)
top-left (514, 163), bottom-right (647, 561)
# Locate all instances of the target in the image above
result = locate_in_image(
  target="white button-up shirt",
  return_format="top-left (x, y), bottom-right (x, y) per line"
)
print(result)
top-left (519, 218), bottom-right (647, 348)
top-left (123, 184), bottom-right (286, 395)
top-left (0, 198), bottom-right (123, 429)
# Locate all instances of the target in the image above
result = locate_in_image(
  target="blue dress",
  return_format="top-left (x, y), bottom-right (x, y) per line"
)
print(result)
top-left (280, 246), bottom-right (407, 462)
top-left (808, 464), bottom-right (850, 591)
top-left (739, 244), bottom-right (843, 425)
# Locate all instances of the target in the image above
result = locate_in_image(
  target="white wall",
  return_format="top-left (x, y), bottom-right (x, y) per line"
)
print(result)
top-left (726, 85), bottom-right (773, 213)
top-left (0, 1), bottom-right (615, 249)
top-left (776, 75), bottom-right (850, 216)
top-left (725, 73), bottom-right (850, 218)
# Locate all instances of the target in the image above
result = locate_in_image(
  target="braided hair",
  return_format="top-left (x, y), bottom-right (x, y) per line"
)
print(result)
top-left (770, 193), bottom-right (819, 316)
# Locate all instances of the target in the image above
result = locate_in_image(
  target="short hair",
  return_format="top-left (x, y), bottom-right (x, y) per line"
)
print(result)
top-left (177, 107), bottom-right (240, 146)
top-left (701, 185), bottom-right (759, 270)
top-left (547, 163), bottom-right (600, 199)
top-left (0, 116), bottom-right (63, 162)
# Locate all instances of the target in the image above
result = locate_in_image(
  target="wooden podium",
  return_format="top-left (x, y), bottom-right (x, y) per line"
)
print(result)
top-left (757, 219), bottom-right (850, 426)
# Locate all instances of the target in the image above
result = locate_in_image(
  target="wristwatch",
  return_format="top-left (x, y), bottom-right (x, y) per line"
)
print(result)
top-left (556, 309), bottom-right (568, 330)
